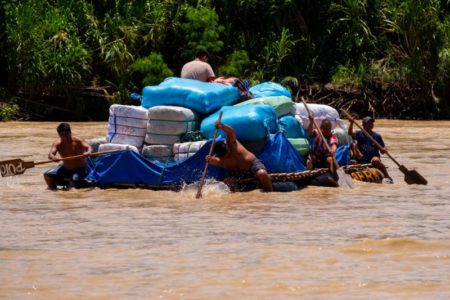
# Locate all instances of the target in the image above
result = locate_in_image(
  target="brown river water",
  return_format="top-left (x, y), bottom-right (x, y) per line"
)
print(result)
top-left (0, 121), bottom-right (449, 299)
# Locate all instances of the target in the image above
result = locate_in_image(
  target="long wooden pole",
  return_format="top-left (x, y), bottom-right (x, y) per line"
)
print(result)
top-left (196, 111), bottom-right (223, 198)
top-left (0, 149), bottom-right (121, 177)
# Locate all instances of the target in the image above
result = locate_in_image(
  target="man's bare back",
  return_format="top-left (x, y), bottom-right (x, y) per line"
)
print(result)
top-left (205, 122), bottom-right (273, 192)
top-left (216, 139), bottom-right (256, 172)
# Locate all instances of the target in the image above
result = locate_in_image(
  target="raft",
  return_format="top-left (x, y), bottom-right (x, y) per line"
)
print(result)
top-left (51, 133), bottom-right (384, 192)
top-left (57, 162), bottom-right (383, 192)
top-left (46, 78), bottom-right (386, 192)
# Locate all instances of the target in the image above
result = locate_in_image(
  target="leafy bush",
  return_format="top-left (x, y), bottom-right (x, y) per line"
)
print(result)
top-left (0, 102), bottom-right (19, 121)
top-left (255, 28), bottom-right (298, 81)
top-left (179, 5), bottom-right (224, 60)
top-left (218, 50), bottom-right (251, 77)
top-left (331, 64), bottom-right (366, 86)
top-left (130, 53), bottom-right (174, 87)
top-left (4, 0), bottom-right (92, 96)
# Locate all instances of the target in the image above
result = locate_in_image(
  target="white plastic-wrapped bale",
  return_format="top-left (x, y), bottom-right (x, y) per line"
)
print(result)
top-left (292, 103), bottom-right (347, 130)
top-left (88, 136), bottom-right (108, 153)
top-left (333, 127), bottom-right (353, 145)
top-left (173, 140), bottom-right (207, 162)
top-left (145, 106), bottom-right (199, 145)
top-left (145, 133), bottom-right (184, 145)
top-left (142, 145), bottom-right (173, 162)
top-left (98, 143), bottom-right (139, 154)
top-left (107, 104), bottom-right (149, 148)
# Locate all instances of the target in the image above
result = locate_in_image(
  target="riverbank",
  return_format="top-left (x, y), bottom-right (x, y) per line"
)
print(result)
top-left (1, 82), bottom-right (449, 121)
top-left (297, 82), bottom-right (450, 120)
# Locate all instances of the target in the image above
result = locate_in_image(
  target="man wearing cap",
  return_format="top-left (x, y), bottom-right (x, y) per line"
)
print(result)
top-left (181, 48), bottom-right (215, 82)
top-left (348, 116), bottom-right (393, 183)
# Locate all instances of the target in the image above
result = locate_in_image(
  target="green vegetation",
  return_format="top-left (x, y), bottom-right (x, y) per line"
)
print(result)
top-left (0, 0), bottom-right (449, 119)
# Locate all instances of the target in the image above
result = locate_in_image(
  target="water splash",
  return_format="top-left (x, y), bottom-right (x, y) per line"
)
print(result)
top-left (181, 179), bottom-right (231, 199)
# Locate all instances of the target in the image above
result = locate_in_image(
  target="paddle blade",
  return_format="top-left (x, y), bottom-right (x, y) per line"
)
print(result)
top-left (399, 166), bottom-right (427, 185)
top-left (0, 159), bottom-right (34, 177)
top-left (336, 167), bottom-right (355, 189)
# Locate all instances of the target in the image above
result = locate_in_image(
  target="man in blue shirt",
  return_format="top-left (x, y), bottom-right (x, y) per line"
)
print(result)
top-left (348, 116), bottom-right (393, 183)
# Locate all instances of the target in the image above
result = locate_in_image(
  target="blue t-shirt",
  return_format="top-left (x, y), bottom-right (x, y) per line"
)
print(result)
top-left (355, 130), bottom-right (385, 163)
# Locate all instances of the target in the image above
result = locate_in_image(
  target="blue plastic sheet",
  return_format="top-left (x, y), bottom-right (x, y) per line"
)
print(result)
top-left (86, 132), bottom-right (308, 186)
top-left (278, 115), bottom-right (308, 139)
top-left (258, 132), bottom-right (307, 173)
top-left (140, 77), bottom-right (240, 114)
top-left (335, 144), bottom-right (351, 166)
top-left (249, 82), bottom-right (292, 98)
top-left (200, 105), bottom-right (279, 141)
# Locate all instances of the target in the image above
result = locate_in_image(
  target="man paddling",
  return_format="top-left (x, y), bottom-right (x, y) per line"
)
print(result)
top-left (44, 123), bottom-right (92, 189)
top-left (205, 122), bottom-right (273, 192)
top-left (348, 116), bottom-right (393, 183)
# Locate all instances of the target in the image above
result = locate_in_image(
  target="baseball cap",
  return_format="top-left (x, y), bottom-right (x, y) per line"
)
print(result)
top-left (362, 116), bottom-right (374, 124)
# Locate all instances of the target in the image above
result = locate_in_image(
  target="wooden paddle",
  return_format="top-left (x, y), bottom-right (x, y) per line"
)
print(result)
top-left (300, 97), bottom-right (355, 188)
top-left (0, 149), bottom-right (121, 177)
top-left (196, 111), bottom-right (223, 198)
top-left (341, 109), bottom-right (427, 185)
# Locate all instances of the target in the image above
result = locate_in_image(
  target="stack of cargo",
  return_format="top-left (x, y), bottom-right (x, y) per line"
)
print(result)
top-left (292, 102), bottom-right (346, 130)
top-left (143, 105), bottom-right (199, 161)
top-left (105, 104), bottom-right (149, 151)
top-left (278, 115), bottom-right (311, 157)
top-left (172, 140), bottom-right (207, 162)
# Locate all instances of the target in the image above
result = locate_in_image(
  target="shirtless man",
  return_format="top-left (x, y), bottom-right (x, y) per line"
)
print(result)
top-left (205, 122), bottom-right (273, 192)
top-left (44, 123), bottom-right (92, 189)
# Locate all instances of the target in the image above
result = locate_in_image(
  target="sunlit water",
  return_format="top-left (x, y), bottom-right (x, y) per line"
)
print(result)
top-left (1, 121), bottom-right (449, 299)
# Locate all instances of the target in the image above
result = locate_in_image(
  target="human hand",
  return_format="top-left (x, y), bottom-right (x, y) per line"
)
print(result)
top-left (205, 155), bottom-right (212, 163)
top-left (215, 121), bottom-right (223, 129)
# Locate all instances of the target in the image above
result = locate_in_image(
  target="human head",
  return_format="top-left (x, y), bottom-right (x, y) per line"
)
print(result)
top-left (362, 116), bottom-right (375, 130)
top-left (320, 119), bottom-right (332, 136)
top-left (195, 48), bottom-right (209, 62)
top-left (213, 141), bottom-right (227, 158)
top-left (57, 122), bottom-right (71, 140)
top-left (57, 122), bottom-right (71, 134)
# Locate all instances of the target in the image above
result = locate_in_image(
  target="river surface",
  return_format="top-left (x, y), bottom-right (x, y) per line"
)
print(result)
top-left (0, 121), bottom-right (449, 299)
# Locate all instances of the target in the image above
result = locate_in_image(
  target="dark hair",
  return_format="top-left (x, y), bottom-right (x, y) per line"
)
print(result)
top-left (213, 141), bottom-right (227, 158)
top-left (195, 48), bottom-right (209, 59)
top-left (57, 122), bottom-right (71, 134)
top-left (320, 119), bottom-right (332, 129)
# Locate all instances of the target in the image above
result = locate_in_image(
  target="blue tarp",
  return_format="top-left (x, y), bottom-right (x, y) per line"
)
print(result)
top-left (335, 144), bottom-right (351, 166)
top-left (86, 132), bottom-right (308, 185)
top-left (140, 77), bottom-right (240, 114)
top-left (200, 105), bottom-right (279, 141)
top-left (278, 115), bottom-right (308, 139)
top-left (249, 82), bottom-right (292, 98)
top-left (86, 132), bottom-right (351, 186)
